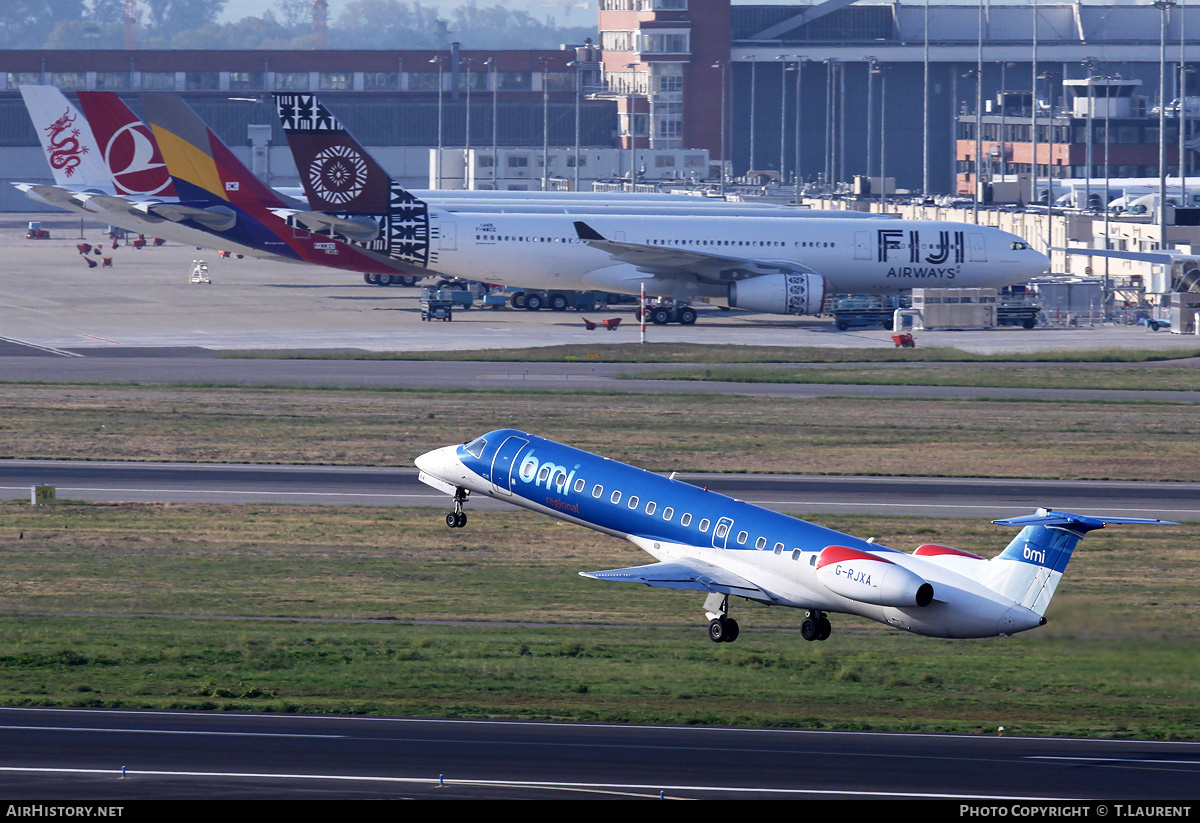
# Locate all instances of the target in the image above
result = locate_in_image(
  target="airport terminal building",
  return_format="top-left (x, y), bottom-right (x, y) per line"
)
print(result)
top-left (3, 0), bottom-right (1200, 203)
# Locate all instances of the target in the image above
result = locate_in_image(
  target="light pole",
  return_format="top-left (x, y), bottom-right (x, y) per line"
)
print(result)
top-left (1083, 57), bottom-right (1098, 211)
top-left (777, 55), bottom-right (789, 185)
top-left (865, 56), bottom-right (877, 182)
top-left (430, 54), bottom-right (445, 188)
top-left (974, 0), bottom-right (985, 223)
top-left (1031, 0), bottom-right (1039, 206)
top-left (1156, 0), bottom-right (1176, 250)
top-left (624, 62), bottom-right (638, 189)
top-left (485, 56), bottom-right (497, 190)
top-left (462, 56), bottom-right (472, 189)
top-left (923, 0), bottom-right (930, 194)
top-left (748, 54), bottom-right (757, 174)
top-left (786, 57), bottom-right (804, 200)
top-left (567, 60), bottom-right (582, 193)
top-left (711, 60), bottom-right (727, 195)
top-left (538, 57), bottom-right (549, 191)
top-left (880, 66), bottom-right (889, 211)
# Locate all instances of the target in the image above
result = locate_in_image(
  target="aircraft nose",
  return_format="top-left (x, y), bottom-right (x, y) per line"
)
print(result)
top-left (414, 445), bottom-right (463, 479)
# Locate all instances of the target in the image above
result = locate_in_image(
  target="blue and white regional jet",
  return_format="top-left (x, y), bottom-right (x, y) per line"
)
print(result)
top-left (416, 431), bottom-right (1174, 643)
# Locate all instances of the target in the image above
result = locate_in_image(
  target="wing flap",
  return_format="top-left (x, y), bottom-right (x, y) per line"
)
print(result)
top-left (580, 559), bottom-right (774, 600)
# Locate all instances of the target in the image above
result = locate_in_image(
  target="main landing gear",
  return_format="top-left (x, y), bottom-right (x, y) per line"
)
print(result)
top-left (704, 592), bottom-right (740, 643)
top-left (801, 610), bottom-right (832, 642)
top-left (445, 487), bottom-right (469, 528)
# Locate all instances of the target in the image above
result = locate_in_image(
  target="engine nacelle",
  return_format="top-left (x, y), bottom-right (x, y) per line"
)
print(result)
top-left (816, 545), bottom-right (934, 608)
top-left (728, 272), bottom-right (827, 316)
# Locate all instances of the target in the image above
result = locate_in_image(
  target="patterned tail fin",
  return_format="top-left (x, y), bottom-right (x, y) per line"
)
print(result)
top-left (19, 85), bottom-right (112, 188)
top-left (274, 93), bottom-right (435, 272)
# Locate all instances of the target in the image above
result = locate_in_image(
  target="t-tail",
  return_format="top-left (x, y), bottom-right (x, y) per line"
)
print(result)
top-left (983, 509), bottom-right (1176, 616)
top-left (274, 93), bottom-right (437, 272)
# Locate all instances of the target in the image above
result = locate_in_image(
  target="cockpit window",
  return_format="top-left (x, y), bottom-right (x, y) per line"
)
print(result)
top-left (1010, 241), bottom-right (1029, 250)
top-left (464, 438), bottom-right (487, 459)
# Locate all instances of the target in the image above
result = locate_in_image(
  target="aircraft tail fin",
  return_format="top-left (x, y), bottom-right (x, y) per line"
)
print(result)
top-left (139, 93), bottom-right (295, 210)
top-left (982, 509), bottom-right (1176, 616)
top-left (19, 85), bottom-right (112, 188)
top-left (274, 93), bottom-right (397, 215)
top-left (74, 92), bottom-right (176, 197)
top-left (274, 93), bottom-right (436, 272)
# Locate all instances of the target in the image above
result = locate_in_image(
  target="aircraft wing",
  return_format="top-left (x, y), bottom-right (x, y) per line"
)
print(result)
top-left (580, 559), bottom-right (773, 600)
top-left (573, 220), bottom-right (803, 281)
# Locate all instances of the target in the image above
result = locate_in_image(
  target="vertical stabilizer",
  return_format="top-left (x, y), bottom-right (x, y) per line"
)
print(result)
top-left (984, 510), bottom-right (1176, 616)
top-left (74, 92), bottom-right (175, 197)
top-left (20, 86), bottom-right (112, 188)
top-left (274, 93), bottom-right (435, 271)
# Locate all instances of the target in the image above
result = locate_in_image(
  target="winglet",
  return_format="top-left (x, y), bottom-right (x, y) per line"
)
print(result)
top-left (574, 220), bottom-right (605, 241)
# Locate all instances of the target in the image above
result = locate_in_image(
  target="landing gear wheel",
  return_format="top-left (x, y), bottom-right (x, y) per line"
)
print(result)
top-left (817, 616), bottom-right (831, 641)
top-left (802, 611), bottom-right (830, 641)
top-left (376, 273), bottom-right (393, 286)
top-left (708, 618), bottom-right (727, 643)
top-left (525, 294), bottom-right (544, 311)
top-left (510, 292), bottom-right (526, 309)
top-left (722, 617), bottom-right (739, 643)
top-left (801, 618), bottom-right (819, 641)
top-left (651, 307), bottom-right (671, 325)
top-left (445, 511), bottom-right (467, 528)
top-left (550, 293), bottom-right (569, 311)
top-left (678, 307), bottom-right (697, 325)
top-left (364, 273), bottom-right (378, 285)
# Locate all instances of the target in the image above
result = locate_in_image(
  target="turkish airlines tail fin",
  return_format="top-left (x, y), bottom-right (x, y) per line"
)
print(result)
top-left (982, 509), bottom-right (1175, 616)
top-left (19, 85), bottom-right (112, 188)
top-left (74, 92), bottom-right (176, 197)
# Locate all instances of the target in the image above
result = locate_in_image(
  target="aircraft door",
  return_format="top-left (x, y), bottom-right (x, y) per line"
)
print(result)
top-left (440, 220), bottom-right (457, 251)
top-left (711, 517), bottom-right (734, 550)
top-left (854, 231), bottom-right (872, 260)
top-left (967, 233), bottom-right (987, 262)
top-left (488, 435), bottom-right (529, 497)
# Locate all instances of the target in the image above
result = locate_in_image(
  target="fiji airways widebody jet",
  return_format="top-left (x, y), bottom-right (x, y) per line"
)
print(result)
top-left (275, 94), bottom-right (1050, 321)
top-left (417, 431), bottom-right (1173, 643)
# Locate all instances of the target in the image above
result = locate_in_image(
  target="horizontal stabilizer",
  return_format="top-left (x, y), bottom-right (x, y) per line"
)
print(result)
top-left (148, 203), bottom-right (237, 231)
top-left (993, 509), bottom-right (1178, 534)
top-left (581, 559), bottom-right (773, 601)
top-left (271, 209), bottom-right (381, 242)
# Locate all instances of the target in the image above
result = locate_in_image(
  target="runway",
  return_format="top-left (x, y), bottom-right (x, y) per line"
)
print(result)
top-left (1, 707), bottom-right (1196, 800)
top-left (4, 459), bottom-right (1199, 520)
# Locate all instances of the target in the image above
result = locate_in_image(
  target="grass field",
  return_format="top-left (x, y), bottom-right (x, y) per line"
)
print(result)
top-left (2, 501), bottom-right (1197, 737)
top-left (1, 383), bottom-right (1198, 480)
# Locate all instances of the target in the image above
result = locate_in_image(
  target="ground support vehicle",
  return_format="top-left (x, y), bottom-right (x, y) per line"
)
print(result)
top-left (996, 303), bottom-right (1041, 329)
top-left (419, 287), bottom-right (454, 321)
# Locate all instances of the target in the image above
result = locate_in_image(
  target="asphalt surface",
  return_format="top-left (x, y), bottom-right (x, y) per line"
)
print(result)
top-left (1, 707), bottom-right (1197, 800)
top-left (3, 459), bottom-right (1198, 521)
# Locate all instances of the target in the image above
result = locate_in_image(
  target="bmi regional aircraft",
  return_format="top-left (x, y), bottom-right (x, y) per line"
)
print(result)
top-left (417, 431), bottom-right (1174, 643)
top-left (276, 93), bottom-right (1049, 321)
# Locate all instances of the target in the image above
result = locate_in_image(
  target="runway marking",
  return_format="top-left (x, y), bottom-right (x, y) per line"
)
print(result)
top-left (0, 485), bottom-right (439, 500)
top-left (0, 766), bottom-right (1076, 799)
top-left (0, 725), bottom-right (342, 739)
top-left (1029, 756), bottom-right (1200, 767)
top-left (0, 336), bottom-right (83, 357)
top-left (78, 334), bottom-right (122, 345)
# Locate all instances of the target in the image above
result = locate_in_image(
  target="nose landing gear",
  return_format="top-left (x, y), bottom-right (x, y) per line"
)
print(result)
top-left (445, 488), bottom-right (469, 528)
top-left (801, 610), bottom-right (832, 641)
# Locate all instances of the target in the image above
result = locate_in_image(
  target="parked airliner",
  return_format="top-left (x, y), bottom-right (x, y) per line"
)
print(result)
top-left (416, 431), bottom-right (1173, 643)
top-left (275, 93), bottom-right (1050, 320)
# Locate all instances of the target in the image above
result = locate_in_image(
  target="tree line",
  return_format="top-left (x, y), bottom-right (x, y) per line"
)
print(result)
top-left (1, 1), bottom-right (596, 51)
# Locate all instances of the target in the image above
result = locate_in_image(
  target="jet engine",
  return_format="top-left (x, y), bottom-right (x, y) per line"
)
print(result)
top-left (728, 272), bottom-right (827, 316)
top-left (815, 545), bottom-right (934, 608)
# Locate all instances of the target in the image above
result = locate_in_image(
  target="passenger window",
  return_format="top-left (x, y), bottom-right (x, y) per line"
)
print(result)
top-left (574, 478), bottom-right (585, 493)
top-left (628, 495), bottom-right (639, 509)
top-left (663, 507), bottom-right (673, 521)
top-left (737, 531), bottom-right (748, 545)
top-left (555, 472), bottom-right (567, 489)
top-left (538, 466), bottom-right (550, 482)
top-left (645, 501), bottom-right (656, 515)
top-left (698, 518), bottom-right (709, 532)
top-left (795, 550), bottom-right (804, 561)
top-left (755, 537), bottom-right (767, 550)
top-left (773, 542), bottom-right (784, 554)
top-left (714, 522), bottom-right (726, 538)
top-left (681, 513), bottom-right (691, 526)
top-left (611, 490), bottom-right (622, 504)
top-left (592, 485), bottom-right (603, 498)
